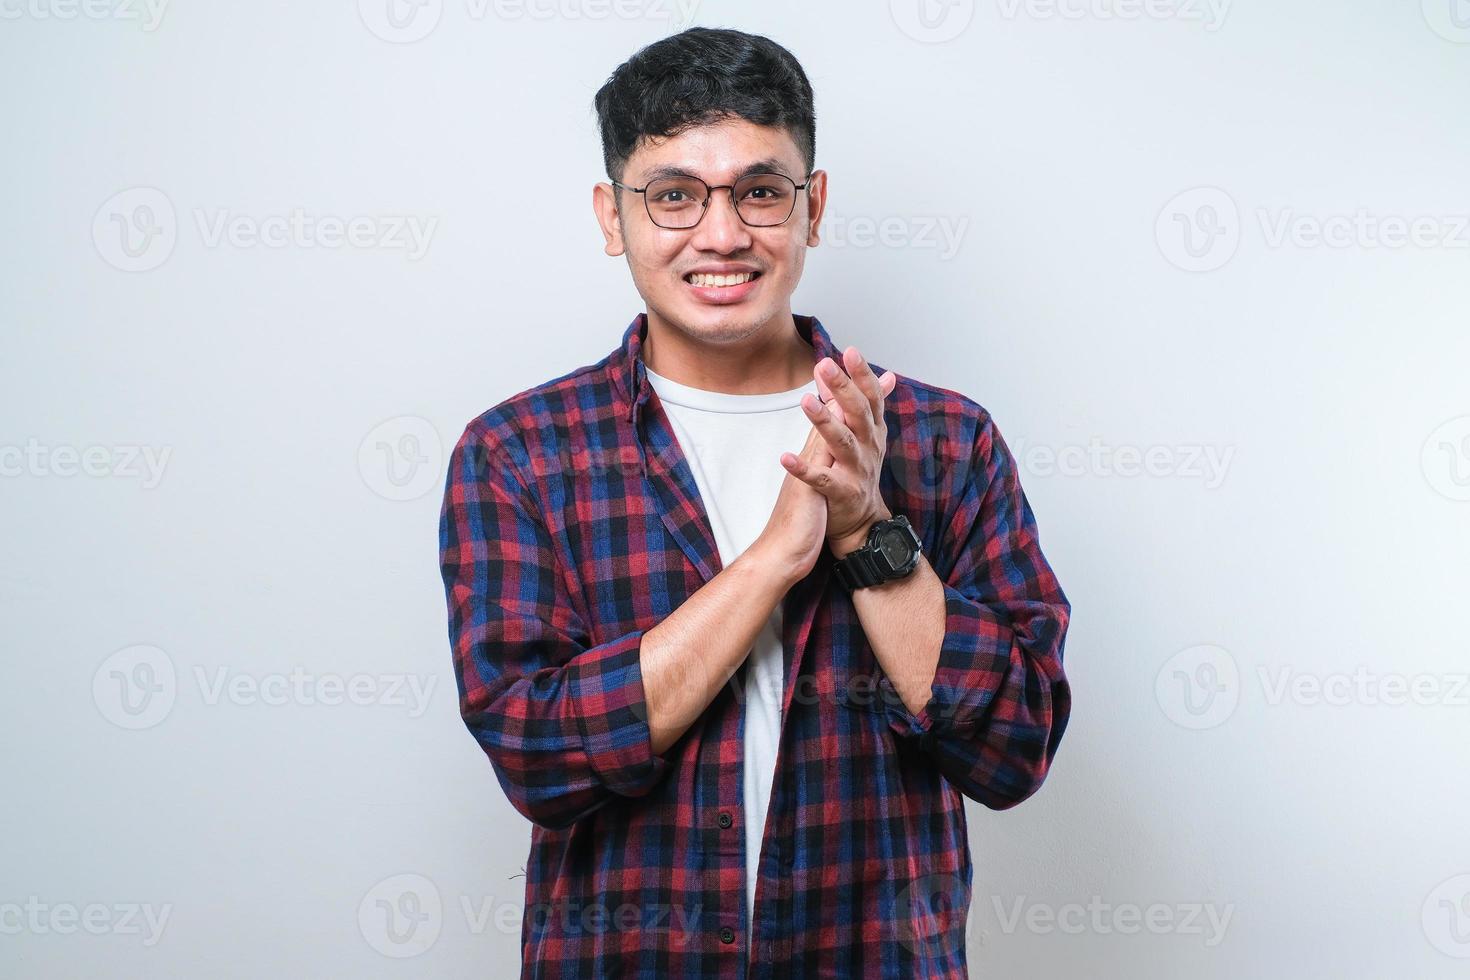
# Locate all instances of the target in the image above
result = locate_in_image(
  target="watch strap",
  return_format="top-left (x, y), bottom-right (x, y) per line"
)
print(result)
top-left (833, 544), bottom-right (886, 590)
top-left (832, 515), bottom-right (922, 591)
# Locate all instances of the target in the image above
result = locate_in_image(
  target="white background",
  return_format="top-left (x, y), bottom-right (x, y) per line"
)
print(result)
top-left (3, 1), bottom-right (1469, 977)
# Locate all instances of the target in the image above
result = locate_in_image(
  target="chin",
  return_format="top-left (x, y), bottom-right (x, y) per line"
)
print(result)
top-left (680, 306), bottom-right (774, 341)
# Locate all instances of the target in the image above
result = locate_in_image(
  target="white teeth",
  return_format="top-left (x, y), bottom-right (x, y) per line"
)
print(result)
top-left (688, 272), bottom-right (756, 287)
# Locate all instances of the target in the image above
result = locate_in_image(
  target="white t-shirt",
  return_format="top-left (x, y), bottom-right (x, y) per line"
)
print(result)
top-left (643, 363), bottom-right (819, 955)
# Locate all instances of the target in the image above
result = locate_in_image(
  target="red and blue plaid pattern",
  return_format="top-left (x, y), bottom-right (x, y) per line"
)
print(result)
top-left (439, 312), bottom-right (1071, 978)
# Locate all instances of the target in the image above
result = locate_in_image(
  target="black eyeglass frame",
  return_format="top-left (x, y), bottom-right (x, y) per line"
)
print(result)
top-left (610, 171), bottom-right (814, 229)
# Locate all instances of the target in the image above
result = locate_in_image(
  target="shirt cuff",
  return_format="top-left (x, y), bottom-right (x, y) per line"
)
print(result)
top-left (878, 581), bottom-right (1013, 746)
top-left (567, 628), bottom-right (672, 798)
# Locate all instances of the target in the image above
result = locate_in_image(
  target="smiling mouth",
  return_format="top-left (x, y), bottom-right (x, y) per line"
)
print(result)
top-left (684, 271), bottom-right (762, 288)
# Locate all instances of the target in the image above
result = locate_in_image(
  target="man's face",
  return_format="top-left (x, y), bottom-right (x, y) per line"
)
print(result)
top-left (593, 117), bottom-right (826, 344)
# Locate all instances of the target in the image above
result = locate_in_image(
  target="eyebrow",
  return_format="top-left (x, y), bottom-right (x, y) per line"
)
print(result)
top-left (638, 158), bottom-right (798, 185)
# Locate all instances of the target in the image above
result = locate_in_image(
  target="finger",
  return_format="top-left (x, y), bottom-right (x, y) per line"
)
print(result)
top-left (813, 374), bottom-right (890, 455)
top-left (798, 421), bottom-right (821, 454)
top-left (843, 347), bottom-right (894, 437)
top-left (874, 370), bottom-right (896, 431)
top-left (794, 419), bottom-right (834, 470)
top-left (813, 412), bottom-right (836, 467)
top-left (814, 359), bottom-right (895, 405)
top-left (809, 374), bottom-right (886, 471)
top-left (814, 369), bottom-right (835, 405)
top-left (842, 346), bottom-right (885, 410)
top-left (800, 391), bottom-right (861, 466)
top-left (816, 355), bottom-right (874, 442)
top-left (779, 449), bottom-right (837, 496)
top-left (812, 398), bottom-right (845, 468)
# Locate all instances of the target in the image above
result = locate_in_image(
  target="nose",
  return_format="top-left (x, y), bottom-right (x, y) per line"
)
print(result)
top-left (688, 186), bottom-right (753, 253)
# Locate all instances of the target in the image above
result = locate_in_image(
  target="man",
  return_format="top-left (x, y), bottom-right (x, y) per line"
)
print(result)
top-left (439, 27), bottom-right (1071, 979)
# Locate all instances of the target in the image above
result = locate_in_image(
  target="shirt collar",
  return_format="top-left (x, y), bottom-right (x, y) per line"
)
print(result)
top-left (611, 312), bottom-right (843, 424)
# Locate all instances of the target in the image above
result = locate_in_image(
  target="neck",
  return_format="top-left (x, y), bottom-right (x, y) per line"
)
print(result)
top-left (642, 310), bottom-right (813, 395)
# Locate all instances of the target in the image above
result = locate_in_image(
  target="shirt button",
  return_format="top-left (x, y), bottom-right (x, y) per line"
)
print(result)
top-left (719, 927), bottom-right (735, 944)
top-left (718, 811), bottom-right (733, 829)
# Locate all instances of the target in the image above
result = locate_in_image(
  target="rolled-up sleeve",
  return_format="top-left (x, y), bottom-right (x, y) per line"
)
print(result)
top-left (439, 423), bottom-right (672, 830)
top-left (878, 416), bottom-right (1071, 810)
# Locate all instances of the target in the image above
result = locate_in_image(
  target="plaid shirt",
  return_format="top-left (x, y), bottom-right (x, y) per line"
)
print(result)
top-left (439, 313), bottom-right (1071, 978)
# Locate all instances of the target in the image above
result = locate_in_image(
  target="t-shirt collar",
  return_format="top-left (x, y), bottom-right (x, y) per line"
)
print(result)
top-left (612, 312), bottom-right (843, 424)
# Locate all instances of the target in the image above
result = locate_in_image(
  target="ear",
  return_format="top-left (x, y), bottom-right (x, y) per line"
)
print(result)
top-left (593, 182), bottom-right (626, 256)
top-left (804, 169), bottom-right (827, 248)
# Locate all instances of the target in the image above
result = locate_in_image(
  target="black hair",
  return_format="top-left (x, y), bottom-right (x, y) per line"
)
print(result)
top-left (593, 27), bottom-right (816, 188)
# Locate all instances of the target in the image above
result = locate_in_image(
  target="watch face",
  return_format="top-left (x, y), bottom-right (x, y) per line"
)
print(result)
top-left (878, 527), bottom-right (914, 568)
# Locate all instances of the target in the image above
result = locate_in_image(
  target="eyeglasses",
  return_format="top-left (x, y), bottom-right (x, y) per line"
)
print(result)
top-left (611, 171), bottom-right (812, 230)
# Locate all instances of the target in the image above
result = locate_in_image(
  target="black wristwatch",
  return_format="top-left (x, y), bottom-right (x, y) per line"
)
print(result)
top-left (831, 514), bottom-right (922, 590)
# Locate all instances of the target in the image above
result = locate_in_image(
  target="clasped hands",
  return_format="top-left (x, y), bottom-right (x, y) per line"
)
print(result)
top-left (778, 346), bottom-right (898, 560)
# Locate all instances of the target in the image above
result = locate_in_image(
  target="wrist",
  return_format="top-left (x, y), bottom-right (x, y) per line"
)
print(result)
top-left (740, 538), bottom-right (808, 593)
top-left (829, 504), bottom-right (893, 559)
top-left (829, 532), bottom-right (868, 561)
